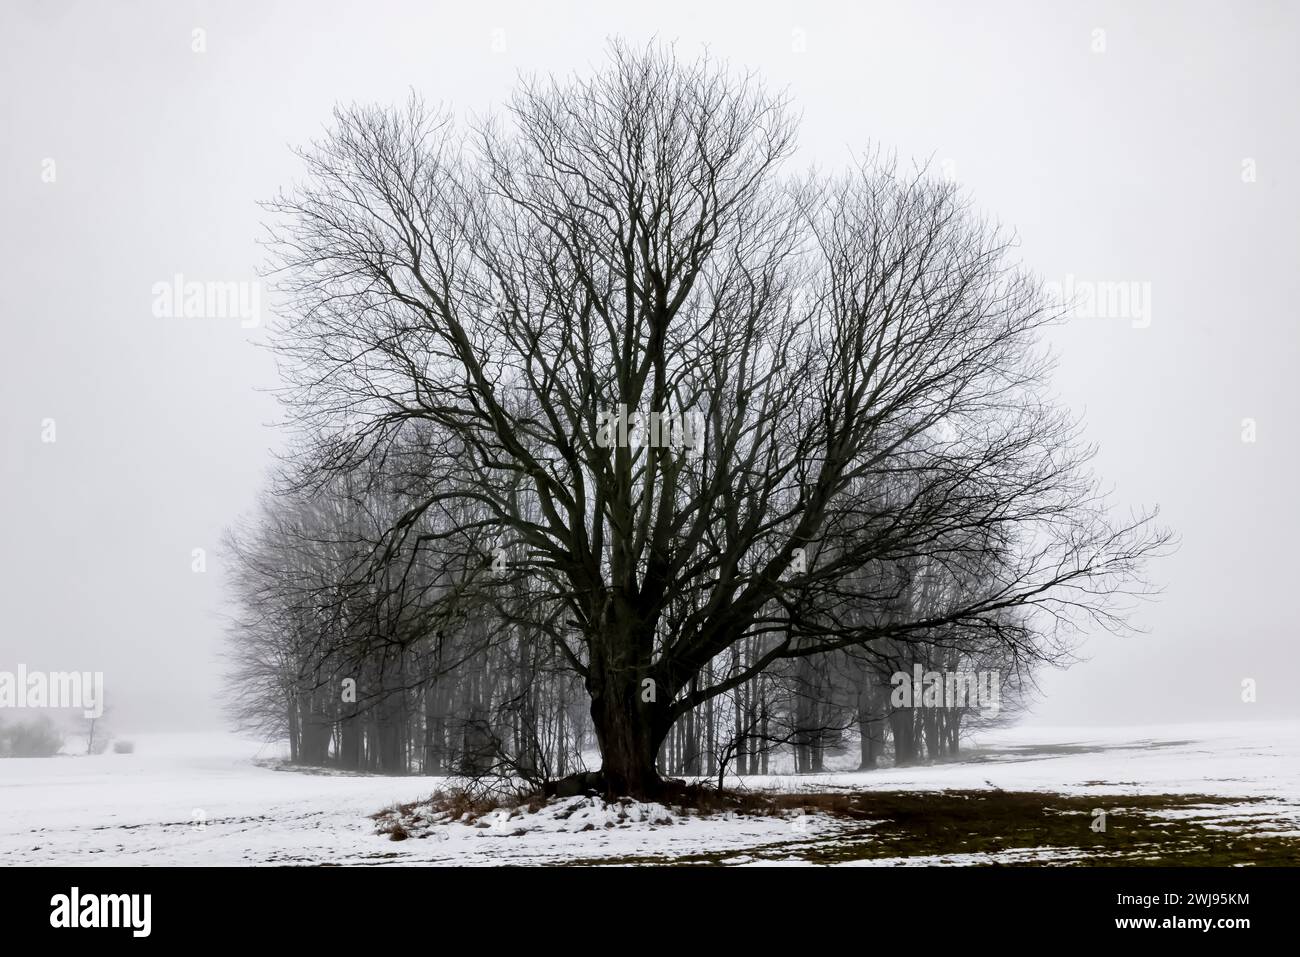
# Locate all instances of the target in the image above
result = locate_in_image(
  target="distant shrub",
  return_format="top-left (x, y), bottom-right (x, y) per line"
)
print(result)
top-left (112, 740), bottom-right (135, 754)
top-left (0, 716), bottom-right (65, 757)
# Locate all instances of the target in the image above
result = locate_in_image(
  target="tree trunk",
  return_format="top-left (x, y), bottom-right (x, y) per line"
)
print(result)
top-left (287, 695), bottom-right (299, 763)
top-left (857, 677), bottom-right (881, 770)
top-left (590, 686), bottom-right (665, 797)
top-left (922, 708), bottom-right (940, 763)
top-left (422, 682), bottom-right (443, 774)
top-left (890, 706), bottom-right (916, 766)
top-left (340, 708), bottom-right (362, 770)
top-left (705, 690), bottom-right (716, 777)
top-left (683, 677), bottom-right (700, 776)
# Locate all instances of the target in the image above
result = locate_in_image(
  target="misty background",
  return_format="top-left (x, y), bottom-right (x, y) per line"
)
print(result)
top-left (2, 0), bottom-right (1295, 732)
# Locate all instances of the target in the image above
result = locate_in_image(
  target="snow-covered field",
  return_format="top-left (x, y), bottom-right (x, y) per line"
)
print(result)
top-left (752, 720), bottom-right (1300, 801)
top-left (1, 721), bottom-right (1296, 866)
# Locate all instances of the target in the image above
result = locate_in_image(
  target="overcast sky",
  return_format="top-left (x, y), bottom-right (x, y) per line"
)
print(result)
top-left (2, 0), bottom-right (1296, 732)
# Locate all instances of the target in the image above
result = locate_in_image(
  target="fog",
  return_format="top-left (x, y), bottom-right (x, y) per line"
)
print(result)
top-left (2, 0), bottom-right (1296, 732)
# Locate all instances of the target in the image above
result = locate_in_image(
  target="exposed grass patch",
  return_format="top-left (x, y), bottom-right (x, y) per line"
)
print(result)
top-left (566, 790), bottom-right (1300, 866)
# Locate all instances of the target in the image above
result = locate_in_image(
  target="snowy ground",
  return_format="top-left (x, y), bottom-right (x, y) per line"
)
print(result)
top-left (742, 720), bottom-right (1300, 801)
top-left (1, 721), bottom-right (1296, 866)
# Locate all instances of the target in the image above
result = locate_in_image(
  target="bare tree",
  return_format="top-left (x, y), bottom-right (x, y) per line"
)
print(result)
top-left (261, 42), bottom-right (1169, 797)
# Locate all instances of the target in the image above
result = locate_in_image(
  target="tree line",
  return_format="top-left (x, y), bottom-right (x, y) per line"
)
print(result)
top-left (224, 455), bottom-right (1035, 783)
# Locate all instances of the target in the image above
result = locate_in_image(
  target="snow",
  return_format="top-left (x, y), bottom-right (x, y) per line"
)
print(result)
top-left (727, 720), bottom-right (1300, 802)
top-left (0, 720), bottom-right (1295, 865)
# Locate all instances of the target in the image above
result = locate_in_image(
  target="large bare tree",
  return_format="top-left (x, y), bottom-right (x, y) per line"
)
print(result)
top-left (265, 42), bottom-right (1169, 797)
